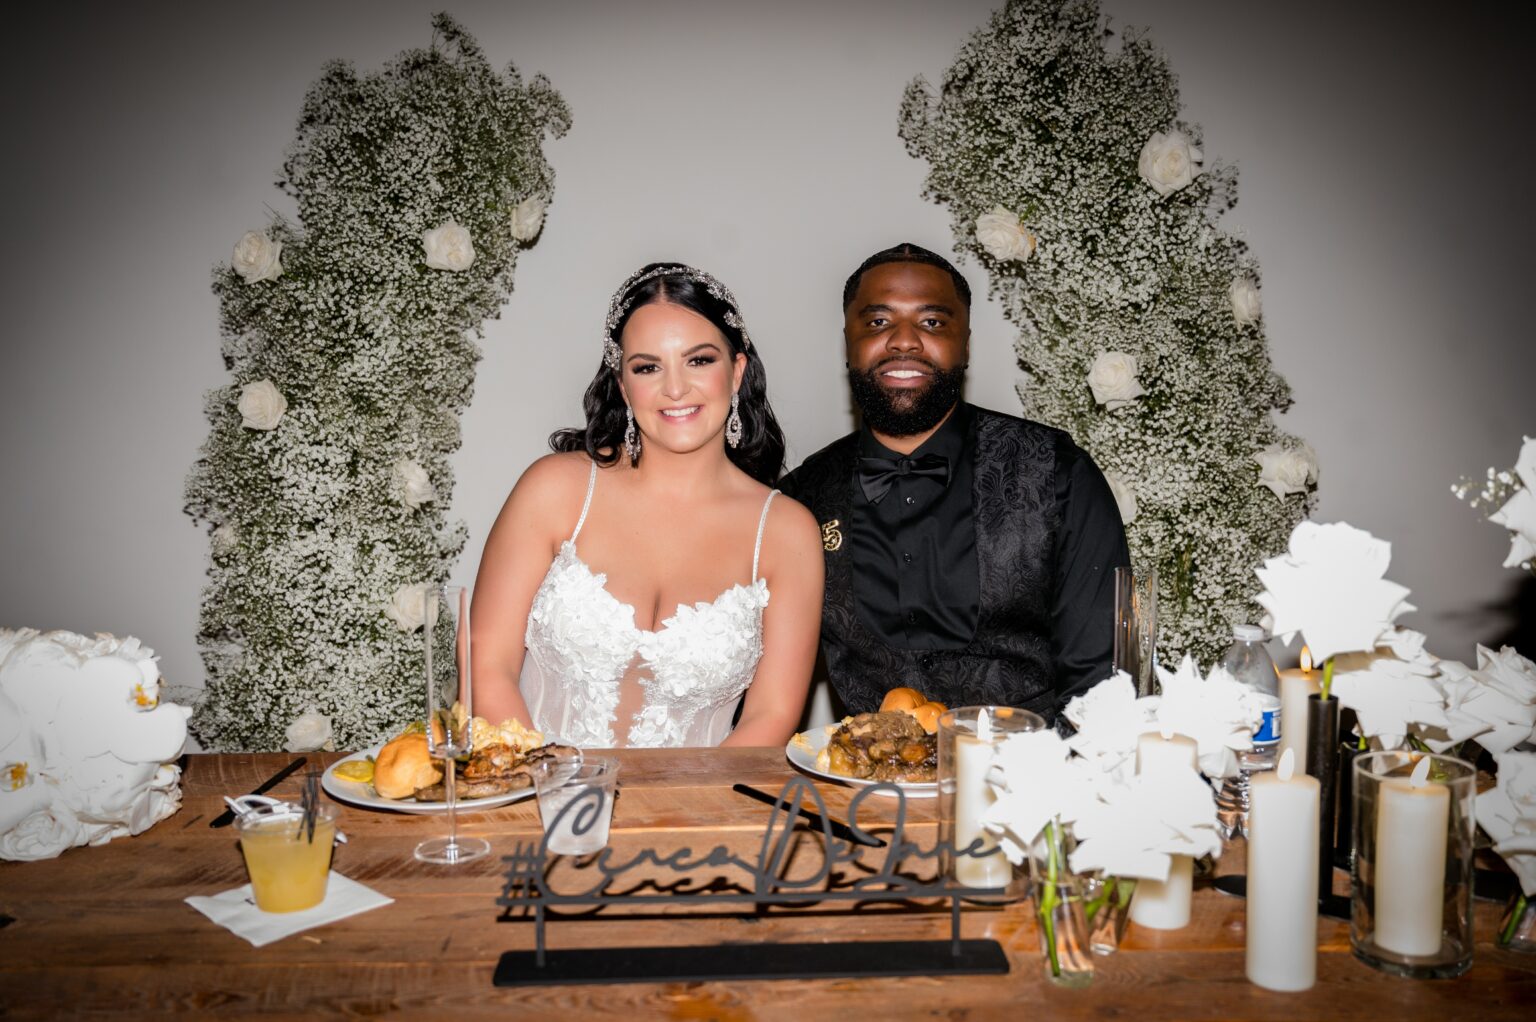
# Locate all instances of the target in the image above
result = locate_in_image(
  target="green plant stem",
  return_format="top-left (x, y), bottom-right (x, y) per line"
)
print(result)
top-left (1320, 657), bottom-right (1335, 702)
top-left (1039, 822), bottom-right (1063, 977)
top-left (1501, 893), bottom-right (1529, 946)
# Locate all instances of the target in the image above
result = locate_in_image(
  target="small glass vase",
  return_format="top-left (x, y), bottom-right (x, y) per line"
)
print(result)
top-left (1498, 893), bottom-right (1536, 953)
top-left (1033, 875), bottom-right (1095, 987)
top-left (1082, 874), bottom-right (1136, 955)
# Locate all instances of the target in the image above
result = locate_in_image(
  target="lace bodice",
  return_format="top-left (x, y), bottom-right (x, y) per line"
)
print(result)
top-left (521, 462), bottom-right (776, 747)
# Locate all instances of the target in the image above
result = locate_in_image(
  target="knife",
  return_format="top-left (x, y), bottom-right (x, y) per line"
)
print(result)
top-left (209, 757), bottom-right (308, 828)
top-left (732, 783), bottom-right (885, 848)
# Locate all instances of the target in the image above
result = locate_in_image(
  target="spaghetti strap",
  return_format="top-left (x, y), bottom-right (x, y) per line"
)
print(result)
top-left (751, 490), bottom-right (778, 582)
top-left (570, 461), bottom-right (598, 542)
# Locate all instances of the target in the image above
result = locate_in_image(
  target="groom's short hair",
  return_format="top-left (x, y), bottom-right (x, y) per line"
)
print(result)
top-left (842, 243), bottom-right (972, 312)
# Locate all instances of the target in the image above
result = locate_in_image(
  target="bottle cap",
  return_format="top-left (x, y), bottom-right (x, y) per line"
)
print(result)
top-left (1232, 623), bottom-right (1267, 641)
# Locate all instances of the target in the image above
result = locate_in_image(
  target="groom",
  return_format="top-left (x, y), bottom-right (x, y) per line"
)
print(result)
top-left (779, 243), bottom-right (1129, 725)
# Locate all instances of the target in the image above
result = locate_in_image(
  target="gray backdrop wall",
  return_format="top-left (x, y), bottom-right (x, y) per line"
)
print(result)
top-left (2, 1), bottom-right (1530, 734)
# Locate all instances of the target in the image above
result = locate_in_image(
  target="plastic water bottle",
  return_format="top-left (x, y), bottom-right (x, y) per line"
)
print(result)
top-left (1214, 623), bottom-right (1282, 838)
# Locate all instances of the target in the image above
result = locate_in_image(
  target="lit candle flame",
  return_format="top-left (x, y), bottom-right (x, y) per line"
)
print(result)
top-left (1299, 645), bottom-right (1313, 672)
top-left (1277, 746), bottom-right (1296, 782)
top-left (1409, 756), bottom-right (1432, 788)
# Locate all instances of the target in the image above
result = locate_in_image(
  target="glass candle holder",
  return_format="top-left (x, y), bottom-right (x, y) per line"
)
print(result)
top-left (937, 705), bottom-right (1044, 899)
top-left (1350, 751), bottom-right (1475, 979)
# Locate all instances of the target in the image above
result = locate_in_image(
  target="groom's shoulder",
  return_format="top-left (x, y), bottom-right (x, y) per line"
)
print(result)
top-left (969, 403), bottom-right (1071, 449)
top-left (778, 431), bottom-right (859, 498)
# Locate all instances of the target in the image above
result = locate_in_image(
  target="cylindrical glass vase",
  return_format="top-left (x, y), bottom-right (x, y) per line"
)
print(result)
top-left (1350, 751), bottom-right (1475, 978)
top-left (1082, 874), bottom-right (1137, 955)
top-left (937, 705), bottom-right (1044, 899)
top-left (1033, 874), bottom-right (1095, 987)
top-left (1498, 893), bottom-right (1536, 953)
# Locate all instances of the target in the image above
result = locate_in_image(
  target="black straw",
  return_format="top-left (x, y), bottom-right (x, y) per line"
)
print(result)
top-left (301, 768), bottom-right (320, 843)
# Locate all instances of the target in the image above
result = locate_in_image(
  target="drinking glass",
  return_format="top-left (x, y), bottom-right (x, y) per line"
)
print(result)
top-left (1113, 565), bottom-right (1158, 697)
top-left (532, 755), bottom-right (618, 856)
top-left (414, 583), bottom-right (491, 865)
top-left (236, 803), bottom-right (339, 912)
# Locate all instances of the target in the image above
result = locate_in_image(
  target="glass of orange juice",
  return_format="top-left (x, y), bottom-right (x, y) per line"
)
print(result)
top-left (235, 804), bottom-right (339, 912)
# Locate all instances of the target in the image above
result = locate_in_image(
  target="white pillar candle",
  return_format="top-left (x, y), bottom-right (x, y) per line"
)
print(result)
top-left (1277, 668), bottom-right (1320, 768)
top-left (1246, 748), bottom-right (1320, 991)
top-left (1128, 728), bottom-right (1199, 930)
top-left (1374, 757), bottom-right (1449, 956)
top-left (953, 713), bottom-right (1009, 888)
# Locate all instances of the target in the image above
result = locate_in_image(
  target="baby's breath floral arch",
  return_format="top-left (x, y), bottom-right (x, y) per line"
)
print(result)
top-left (185, 16), bottom-right (570, 750)
top-left (901, 0), bottom-right (1316, 662)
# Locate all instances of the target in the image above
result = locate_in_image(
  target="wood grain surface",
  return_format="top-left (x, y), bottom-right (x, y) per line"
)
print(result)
top-left (1, 748), bottom-right (1531, 1020)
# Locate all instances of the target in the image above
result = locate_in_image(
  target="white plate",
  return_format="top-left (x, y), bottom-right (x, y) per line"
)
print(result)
top-left (785, 725), bottom-right (938, 799)
top-left (321, 745), bottom-right (537, 815)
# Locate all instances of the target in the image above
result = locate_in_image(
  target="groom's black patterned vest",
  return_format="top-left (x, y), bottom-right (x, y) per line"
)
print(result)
top-left (781, 406), bottom-right (1064, 721)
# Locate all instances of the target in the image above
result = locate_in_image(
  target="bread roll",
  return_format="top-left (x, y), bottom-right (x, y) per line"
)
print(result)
top-left (908, 701), bottom-right (947, 735)
top-left (880, 687), bottom-right (925, 712)
top-left (372, 732), bottom-right (442, 799)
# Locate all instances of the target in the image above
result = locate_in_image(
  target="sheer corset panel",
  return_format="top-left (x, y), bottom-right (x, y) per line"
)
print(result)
top-left (521, 461), bottom-right (776, 748)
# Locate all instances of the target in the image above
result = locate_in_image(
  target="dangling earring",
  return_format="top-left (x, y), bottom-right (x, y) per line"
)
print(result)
top-left (725, 392), bottom-right (744, 449)
top-left (623, 406), bottom-right (641, 461)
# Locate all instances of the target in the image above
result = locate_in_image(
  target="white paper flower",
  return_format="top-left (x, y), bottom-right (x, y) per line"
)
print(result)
top-left (1490, 440), bottom-right (1536, 566)
top-left (1103, 471), bottom-right (1138, 525)
top-left (1153, 656), bottom-right (1262, 779)
top-left (383, 583), bottom-right (438, 632)
top-left (231, 230), bottom-right (283, 284)
top-left (1254, 521), bottom-right (1415, 664)
top-left (1068, 765), bottom-right (1222, 880)
top-left (237, 380), bottom-right (287, 431)
top-left (1431, 646), bottom-right (1536, 754)
top-left (975, 205), bottom-right (1036, 261)
top-left (422, 220), bottom-right (475, 272)
top-left (1137, 129), bottom-right (1203, 197)
top-left (509, 196), bottom-right (547, 242)
top-left (283, 709), bottom-right (334, 753)
top-left (1253, 442), bottom-right (1318, 500)
top-left (1475, 751), bottom-right (1536, 896)
top-left (1087, 351), bottom-right (1145, 410)
top-left (1063, 672), bottom-right (1155, 780)
top-left (1330, 631), bottom-right (1446, 749)
top-left (1229, 276), bottom-right (1261, 325)
top-left (982, 730), bottom-right (1098, 864)
top-left (392, 459), bottom-right (437, 509)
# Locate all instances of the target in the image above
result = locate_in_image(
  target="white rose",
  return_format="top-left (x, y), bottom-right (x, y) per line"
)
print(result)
top-left (1104, 471), bottom-right (1138, 525)
top-left (1229, 277), bottom-right (1261, 325)
top-left (1137, 130), bottom-right (1203, 197)
top-left (211, 524), bottom-right (237, 554)
top-left (974, 205), bottom-right (1035, 261)
top-left (1086, 351), bottom-right (1146, 410)
top-left (422, 221), bottom-right (475, 272)
top-left (237, 380), bottom-right (287, 431)
top-left (509, 196), bottom-right (547, 242)
top-left (383, 583), bottom-right (439, 632)
top-left (283, 709), bottom-right (334, 753)
top-left (393, 459), bottom-right (437, 509)
top-left (231, 230), bottom-right (282, 284)
top-left (1253, 442), bottom-right (1318, 499)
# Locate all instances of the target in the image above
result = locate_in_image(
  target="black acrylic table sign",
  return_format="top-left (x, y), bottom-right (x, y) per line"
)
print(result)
top-left (493, 775), bottom-right (1014, 986)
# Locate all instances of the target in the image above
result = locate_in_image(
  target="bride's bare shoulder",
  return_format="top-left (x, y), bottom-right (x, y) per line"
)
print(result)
top-left (494, 452), bottom-right (594, 527)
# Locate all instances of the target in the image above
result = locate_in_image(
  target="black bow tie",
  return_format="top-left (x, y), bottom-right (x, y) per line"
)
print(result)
top-left (857, 454), bottom-right (950, 505)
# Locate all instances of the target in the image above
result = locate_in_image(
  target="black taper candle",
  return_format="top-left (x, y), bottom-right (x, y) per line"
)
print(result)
top-left (1304, 694), bottom-right (1340, 901)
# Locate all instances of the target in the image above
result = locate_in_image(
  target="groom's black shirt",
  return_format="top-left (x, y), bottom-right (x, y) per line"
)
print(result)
top-left (781, 402), bottom-right (1129, 721)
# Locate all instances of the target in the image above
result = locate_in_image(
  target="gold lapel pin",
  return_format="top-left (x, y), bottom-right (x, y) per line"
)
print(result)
top-left (821, 519), bottom-right (842, 552)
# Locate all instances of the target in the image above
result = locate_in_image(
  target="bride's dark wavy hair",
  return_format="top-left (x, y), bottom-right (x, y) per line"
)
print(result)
top-left (549, 264), bottom-right (786, 485)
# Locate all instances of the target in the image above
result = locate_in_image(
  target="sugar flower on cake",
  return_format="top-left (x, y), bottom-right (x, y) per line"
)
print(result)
top-left (1068, 764), bottom-right (1222, 881)
top-left (1087, 351), bottom-right (1146, 411)
top-left (1489, 437), bottom-right (1536, 571)
top-left (284, 708), bottom-right (335, 753)
top-left (1152, 655), bottom-right (1262, 779)
top-left (1063, 672), bottom-right (1156, 782)
top-left (1229, 276), bottom-right (1261, 326)
top-left (231, 229), bottom-right (283, 283)
top-left (1430, 646), bottom-right (1536, 754)
top-left (237, 380), bottom-right (287, 431)
top-left (1330, 629), bottom-right (1447, 750)
top-left (1255, 521), bottom-right (1414, 664)
top-left (383, 582), bottom-right (439, 632)
top-left (1137, 129), bottom-right (1203, 197)
top-left (1253, 442), bottom-right (1318, 500)
top-left (1475, 751), bottom-right (1536, 896)
top-left (422, 220), bottom-right (475, 272)
top-left (975, 205), bottom-right (1036, 262)
top-left (509, 195), bottom-right (547, 242)
top-left (392, 458), bottom-right (437, 509)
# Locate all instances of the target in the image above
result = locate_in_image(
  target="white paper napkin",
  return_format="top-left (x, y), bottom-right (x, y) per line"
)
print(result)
top-left (185, 872), bottom-right (392, 947)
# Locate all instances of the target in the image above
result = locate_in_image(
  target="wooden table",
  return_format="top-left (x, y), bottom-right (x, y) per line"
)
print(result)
top-left (1, 749), bottom-right (1532, 1020)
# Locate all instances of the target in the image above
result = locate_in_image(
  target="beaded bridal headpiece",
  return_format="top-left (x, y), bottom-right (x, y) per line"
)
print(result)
top-left (603, 264), bottom-right (751, 371)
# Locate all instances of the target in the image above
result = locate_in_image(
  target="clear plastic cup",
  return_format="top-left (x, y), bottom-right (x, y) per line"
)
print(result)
top-left (235, 804), bottom-right (339, 912)
top-left (532, 756), bottom-right (618, 856)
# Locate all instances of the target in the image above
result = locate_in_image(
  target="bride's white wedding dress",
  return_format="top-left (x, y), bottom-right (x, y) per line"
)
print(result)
top-left (520, 461), bottom-right (777, 747)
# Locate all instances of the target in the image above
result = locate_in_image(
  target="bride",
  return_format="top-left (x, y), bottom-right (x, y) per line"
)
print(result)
top-left (471, 263), bottom-right (824, 747)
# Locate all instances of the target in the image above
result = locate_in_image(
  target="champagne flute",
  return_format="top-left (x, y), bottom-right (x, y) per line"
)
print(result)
top-left (414, 584), bottom-right (491, 865)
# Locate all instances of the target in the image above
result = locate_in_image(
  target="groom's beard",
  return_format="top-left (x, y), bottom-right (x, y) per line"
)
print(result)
top-left (847, 359), bottom-right (967, 438)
